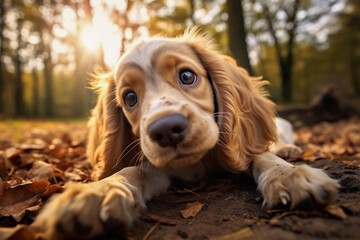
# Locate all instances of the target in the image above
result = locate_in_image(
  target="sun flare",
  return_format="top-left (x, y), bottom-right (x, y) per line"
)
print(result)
top-left (81, 26), bottom-right (100, 51)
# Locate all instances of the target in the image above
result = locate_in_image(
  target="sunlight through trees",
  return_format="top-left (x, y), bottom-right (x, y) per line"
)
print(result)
top-left (0, 0), bottom-right (358, 117)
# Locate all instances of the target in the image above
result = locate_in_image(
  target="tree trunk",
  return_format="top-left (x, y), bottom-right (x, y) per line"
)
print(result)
top-left (262, 0), bottom-right (299, 103)
top-left (350, 36), bottom-right (359, 96)
top-left (226, 0), bottom-right (253, 75)
top-left (42, 30), bottom-right (54, 117)
top-left (280, 61), bottom-right (292, 103)
top-left (0, 0), bottom-right (5, 114)
top-left (32, 68), bottom-right (39, 116)
top-left (14, 16), bottom-right (24, 116)
top-left (43, 55), bottom-right (53, 117)
top-left (282, 0), bottom-right (299, 103)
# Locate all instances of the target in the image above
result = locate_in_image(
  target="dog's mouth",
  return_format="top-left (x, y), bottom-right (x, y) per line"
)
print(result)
top-left (141, 108), bottom-right (219, 168)
top-left (144, 149), bottom-right (207, 168)
top-left (168, 151), bottom-right (206, 167)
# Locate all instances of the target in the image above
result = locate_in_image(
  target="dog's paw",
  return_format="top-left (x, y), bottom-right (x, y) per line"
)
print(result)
top-left (33, 178), bottom-right (144, 239)
top-left (274, 144), bottom-right (303, 159)
top-left (258, 164), bottom-right (339, 210)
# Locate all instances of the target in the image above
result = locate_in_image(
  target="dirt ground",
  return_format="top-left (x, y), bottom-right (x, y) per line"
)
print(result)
top-left (130, 159), bottom-right (360, 240)
top-left (0, 118), bottom-right (360, 240)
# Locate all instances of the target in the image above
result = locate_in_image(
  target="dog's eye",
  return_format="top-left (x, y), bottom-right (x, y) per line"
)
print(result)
top-left (179, 70), bottom-right (197, 85)
top-left (124, 91), bottom-right (137, 108)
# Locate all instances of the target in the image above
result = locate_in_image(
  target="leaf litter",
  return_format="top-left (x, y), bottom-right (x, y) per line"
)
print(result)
top-left (0, 117), bottom-right (360, 239)
top-left (0, 121), bottom-right (89, 235)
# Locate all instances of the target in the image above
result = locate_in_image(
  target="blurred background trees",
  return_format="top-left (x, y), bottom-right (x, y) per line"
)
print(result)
top-left (0, 0), bottom-right (358, 118)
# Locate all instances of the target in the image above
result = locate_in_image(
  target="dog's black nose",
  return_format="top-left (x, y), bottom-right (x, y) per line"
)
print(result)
top-left (147, 114), bottom-right (188, 148)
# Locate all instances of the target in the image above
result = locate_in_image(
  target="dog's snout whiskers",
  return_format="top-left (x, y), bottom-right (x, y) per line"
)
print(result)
top-left (113, 139), bottom-right (141, 169)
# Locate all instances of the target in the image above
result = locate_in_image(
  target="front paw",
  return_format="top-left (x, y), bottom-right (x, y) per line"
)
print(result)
top-left (258, 164), bottom-right (339, 210)
top-left (33, 178), bottom-right (144, 239)
top-left (274, 144), bottom-right (303, 159)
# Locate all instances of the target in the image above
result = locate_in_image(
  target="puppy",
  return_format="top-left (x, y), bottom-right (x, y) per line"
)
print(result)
top-left (34, 29), bottom-right (339, 239)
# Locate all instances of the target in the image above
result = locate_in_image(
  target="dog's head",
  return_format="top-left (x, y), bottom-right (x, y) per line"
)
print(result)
top-left (88, 29), bottom-right (277, 180)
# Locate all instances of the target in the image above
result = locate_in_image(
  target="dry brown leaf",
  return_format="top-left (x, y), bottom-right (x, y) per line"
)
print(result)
top-left (4, 147), bottom-right (21, 160)
top-left (68, 146), bottom-right (86, 157)
top-left (28, 161), bottom-right (54, 181)
top-left (347, 132), bottom-right (360, 146)
top-left (180, 201), bottom-right (204, 218)
top-left (0, 179), bottom-right (50, 221)
top-left (299, 150), bottom-right (319, 162)
top-left (0, 154), bottom-right (8, 178)
top-left (20, 139), bottom-right (47, 150)
top-left (0, 195), bottom-right (40, 222)
top-left (300, 151), bottom-right (314, 158)
top-left (209, 227), bottom-right (253, 240)
top-left (325, 204), bottom-right (347, 219)
top-left (269, 218), bottom-right (281, 226)
top-left (42, 184), bottom-right (64, 197)
top-left (48, 144), bottom-right (67, 159)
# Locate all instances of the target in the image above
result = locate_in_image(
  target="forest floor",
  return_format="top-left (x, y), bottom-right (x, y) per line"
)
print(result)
top-left (0, 117), bottom-right (360, 240)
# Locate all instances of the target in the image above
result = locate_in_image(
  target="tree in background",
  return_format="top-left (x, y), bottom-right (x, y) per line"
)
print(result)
top-left (14, 11), bottom-right (24, 116)
top-left (336, 0), bottom-right (360, 96)
top-left (226, 0), bottom-right (253, 75)
top-left (246, 0), bottom-right (340, 102)
top-left (0, 0), bottom-right (357, 117)
top-left (0, 0), bottom-right (5, 114)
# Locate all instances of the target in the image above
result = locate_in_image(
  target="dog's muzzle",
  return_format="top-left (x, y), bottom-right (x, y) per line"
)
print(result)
top-left (147, 114), bottom-right (188, 148)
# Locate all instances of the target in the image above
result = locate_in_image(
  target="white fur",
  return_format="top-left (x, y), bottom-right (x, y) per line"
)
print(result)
top-left (270, 117), bottom-right (304, 159)
top-left (252, 152), bottom-right (339, 209)
top-left (275, 117), bottom-right (295, 144)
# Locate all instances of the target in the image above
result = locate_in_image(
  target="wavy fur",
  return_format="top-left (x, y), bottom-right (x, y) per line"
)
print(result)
top-left (182, 30), bottom-right (277, 171)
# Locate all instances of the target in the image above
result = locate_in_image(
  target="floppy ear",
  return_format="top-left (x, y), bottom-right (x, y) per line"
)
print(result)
top-left (183, 30), bottom-right (277, 172)
top-left (87, 73), bottom-right (140, 180)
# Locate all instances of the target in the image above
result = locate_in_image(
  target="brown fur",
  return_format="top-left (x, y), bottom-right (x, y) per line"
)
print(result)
top-left (88, 29), bottom-right (277, 179)
top-left (34, 29), bottom-right (339, 240)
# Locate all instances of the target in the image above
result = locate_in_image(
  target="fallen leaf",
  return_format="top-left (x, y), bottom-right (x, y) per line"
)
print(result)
top-left (48, 144), bottom-right (67, 159)
top-left (68, 146), bottom-right (85, 157)
top-left (28, 161), bottom-right (54, 181)
top-left (347, 132), bottom-right (360, 146)
top-left (325, 204), bottom-right (347, 219)
top-left (300, 150), bottom-right (314, 159)
top-left (42, 184), bottom-right (64, 198)
top-left (0, 179), bottom-right (50, 221)
top-left (269, 218), bottom-right (281, 226)
top-left (4, 147), bottom-right (21, 160)
top-left (209, 227), bottom-right (253, 240)
top-left (180, 201), bottom-right (204, 218)
top-left (20, 139), bottom-right (47, 150)
top-left (0, 154), bottom-right (8, 178)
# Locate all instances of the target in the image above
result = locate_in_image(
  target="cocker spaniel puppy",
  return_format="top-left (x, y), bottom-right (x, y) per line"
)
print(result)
top-left (35, 29), bottom-right (339, 239)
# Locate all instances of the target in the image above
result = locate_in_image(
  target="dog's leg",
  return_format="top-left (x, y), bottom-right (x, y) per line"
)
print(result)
top-left (270, 117), bottom-right (303, 159)
top-left (33, 165), bottom-right (170, 239)
top-left (252, 152), bottom-right (339, 209)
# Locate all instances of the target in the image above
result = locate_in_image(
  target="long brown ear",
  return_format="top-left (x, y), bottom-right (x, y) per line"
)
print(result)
top-left (183, 30), bottom-right (277, 172)
top-left (87, 73), bottom-right (140, 180)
